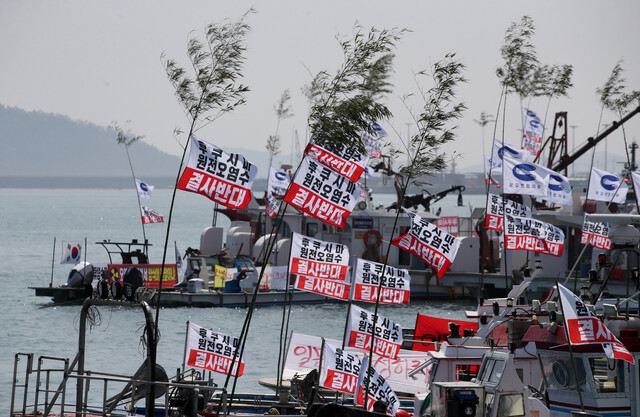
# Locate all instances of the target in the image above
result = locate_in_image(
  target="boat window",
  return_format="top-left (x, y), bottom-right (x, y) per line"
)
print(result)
top-left (477, 358), bottom-right (495, 382)
top-left (306, 223), bottom-right (318, 237)
top-left (456, 364), bottom-right (480, 382)
top-left (540, 355), bottom-right (591, 393)
top-left (588, 357), bottom-right (626, 393)
top-left (488, 359), bottom-right (506, 384)
top-left (496, 394), bottom-right (524, 416)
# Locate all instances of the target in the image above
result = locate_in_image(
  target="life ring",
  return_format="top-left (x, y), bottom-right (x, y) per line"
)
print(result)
top-left (363, 230), bottom-right (382, 247)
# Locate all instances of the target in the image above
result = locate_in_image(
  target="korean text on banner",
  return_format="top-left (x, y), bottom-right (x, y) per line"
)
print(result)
top-left (140, 206), bottom-right (164, 224)
top-left (282, 332), bottom-right (431, 395)
top-left (61, 241), bottom-right (82, 264)
top-left (580, 217), bottom-right (612, 250)
top-left (346, 304), bottom-right (403, 359)
top-left (558, 284), bottom-right (634, 364)
top-left (319, 341), bottom-right (361, 394)
top-left (504, 215), bottom-right (564, 257)
top-left (355, 356), bottom-right (400, 415)
top-left (290, 232), bottom-right (351, 300)
top-left (184, 322), bottom-right (245, 376)
top-left (284, 155), bottom-right (362, 229)
top-left (587, 167), bottom-right (628, 204)
top-left (521, 107), bottom-right (544, 156)
top-left (391, 209), bottom-right (460, 279)
top-left (135, 179), bottom-right (154, 199)
top-left (305, 141), bottom-right (369, 182)
top-left (351, 258), bottom-right (411, 305)
top-left (485, 193), bottom-right (532, 231)
top-left (177, 135), bottom-right (257, 209)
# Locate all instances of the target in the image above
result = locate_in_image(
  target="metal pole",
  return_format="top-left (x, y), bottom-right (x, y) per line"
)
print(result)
top-left (49, 237), bottom-right (56, 287)
top-left (556, 283), bottom-right (585, 412)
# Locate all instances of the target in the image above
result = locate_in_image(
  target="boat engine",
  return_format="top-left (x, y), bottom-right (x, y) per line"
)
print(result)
top-left (431, 382), bottom-right (483, 417)
top-left (66, 262), bottom-right (94, 288)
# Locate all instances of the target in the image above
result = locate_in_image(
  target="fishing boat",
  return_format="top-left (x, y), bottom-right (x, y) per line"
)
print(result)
top-left (30, 239), bottom-right (178, 304)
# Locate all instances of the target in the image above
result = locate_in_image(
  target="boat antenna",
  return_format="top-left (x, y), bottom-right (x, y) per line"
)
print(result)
top-left (49, 236), bottom-right (56, 287)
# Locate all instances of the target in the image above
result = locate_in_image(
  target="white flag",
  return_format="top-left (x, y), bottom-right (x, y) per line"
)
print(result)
top-left (546, 171), bottom-right (572, 206)
top-left (135, 179), bottom-right (154, 199)
top-left (521, 107), bottom-right (544, 156)
top-left (587, 168), bottom-right (628, 204)
top-left (502, 155), bottom-right (549, 198)
top-left (558, 284), bottom-right (634, 364)
top-left (61, 241), bottom-right (82, 264)
top-left (268, 168), bottom-right (290, 197)
top-left (486, 138), bottom-right (530, 174)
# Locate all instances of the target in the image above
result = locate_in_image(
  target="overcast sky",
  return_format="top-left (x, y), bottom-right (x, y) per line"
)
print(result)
top-left (2, 1), bottom-right (639, 174)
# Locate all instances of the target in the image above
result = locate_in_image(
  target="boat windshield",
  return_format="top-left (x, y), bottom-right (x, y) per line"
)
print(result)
top-left (477, 356), bottom-right (506, 385)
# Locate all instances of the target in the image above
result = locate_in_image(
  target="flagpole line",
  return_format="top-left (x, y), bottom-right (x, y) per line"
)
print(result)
top-left (276, 231), bottom-right (295, 397)
top-left (500, 92), bottom-right (510, 293)
top-left (278, 264), bottom-right (295, 397)
top-left (556, 282), bottom-right (585, 412)
top-left (224, 153), bottom-right (309, 408)
top-left (124, 142), bottom-right (147, 252)
top-left (49, 237), bottom-right (56, 287)
top-left (481, 86), bottom-right (506, 300)
top-left (564, 162), bottom-right (632, 289)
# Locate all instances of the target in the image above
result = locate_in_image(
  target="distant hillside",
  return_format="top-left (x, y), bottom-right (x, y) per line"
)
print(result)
top-left (0, 105), bottom-right (301, 185)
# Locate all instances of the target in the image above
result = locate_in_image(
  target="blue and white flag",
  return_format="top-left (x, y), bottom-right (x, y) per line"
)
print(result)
top-left (522, 108), bottom-right (544, 156)
top-left (268, 168), bottom-right (290, 197)
top-left (61, 241), bottom-right (82, 264)
top-left (135, 179), bottom-right (154, 199)
top-left (587, 168), bottom-right (628, 204)
top-left (502, 155), bottom-right (549, 198)
top-left (546, 171), bottom-right (572, 206)
top-left (486, 138), bottom-right (530, 174)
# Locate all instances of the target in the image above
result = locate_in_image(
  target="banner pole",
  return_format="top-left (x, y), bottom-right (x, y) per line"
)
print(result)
top-left (556, 283), bottom-right (585, 412)
top-left (49, 237), bottom-right (56, 287)
top-left (181, 321), bottom-right (189, 376)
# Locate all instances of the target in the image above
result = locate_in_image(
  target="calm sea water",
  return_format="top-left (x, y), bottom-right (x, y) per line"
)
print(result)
top-left (0, 188), bottom-right (481, 413)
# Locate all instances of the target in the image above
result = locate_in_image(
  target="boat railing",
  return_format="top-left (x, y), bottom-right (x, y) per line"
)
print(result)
top-left (11, 352), bottom-right (229, 417)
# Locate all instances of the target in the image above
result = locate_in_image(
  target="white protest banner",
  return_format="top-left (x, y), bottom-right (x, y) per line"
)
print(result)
top-left (504, 215), bottom-right (564, 257)
top-left (362, 131), bottom-right (382, 159)
top-left (135, 179), bottom-right (154, 199)
top-left (502, 155), bottom-right (549, 198)
top-left (356, 356), bottom-right (400, 415)
top-left (351, 258), bottom-right (410, 305)
top-left (319, 341), bottom-right (362, 394)
top-left (282, 332), bottom-right (430, 395)
top-left (61, 241), bottom-right (82, 264)
top-left (184, 322), bottom-right (245, 376)
top-left (486, 138), bottom-right (530, 174)
top-left (290, 232), bottom-right (351, 300)
top-left (521, 107), bottom-right (544, 156)
top-left (140, 206), bottom-right (164, 224)
top-left (177, 135), bottom-right (257, 209)
top-left (259, 265), bottom-right (289, 291)
top-left (304, 141), bottom-right (369, 182)
top-left (289, 233), bottom-right (349, 280)
top-left (435, 216), bottom-right (459, 235)
top-left (391, 209), bottom-right (460, 279)
top-left (284, 155), bottom-right (362, 229)
top-left (631, 171), bottom-right (640, 208)
top-left (485, 193), bottom-right (532, 231)
top-left (587, 167), bottom-right (628, 204)
top-left (268, 168), bottom-right (290, 197)
top-left (580, 216), bottom-right (612, 250)
top-left (346, 304), bottom-right (403, 359)
top-left (265, 192), bottom-right (280, 219)
top-left (558, 284), bottom-right (634, 364)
